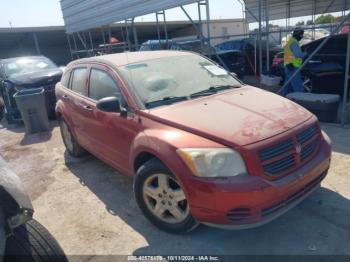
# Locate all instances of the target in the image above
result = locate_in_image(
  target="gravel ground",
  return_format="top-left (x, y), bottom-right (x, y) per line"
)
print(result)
top-left (0, 120), bottom-right (349, 257)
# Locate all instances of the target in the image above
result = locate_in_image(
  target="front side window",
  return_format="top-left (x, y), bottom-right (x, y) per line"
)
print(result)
top-left (119, 54), bottom-right (241, 108)
top-left (70, 68), bottom-right (87, 95)
top-left (89, 68), bottom-right (122, 101)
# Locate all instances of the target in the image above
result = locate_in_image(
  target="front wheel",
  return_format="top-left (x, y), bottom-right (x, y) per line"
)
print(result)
top-left (4, 219), bottom-right (67, 262)
top-left (134, 158), bottom-right (198, 234)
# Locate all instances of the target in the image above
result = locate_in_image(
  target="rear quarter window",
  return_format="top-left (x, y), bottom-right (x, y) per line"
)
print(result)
top-left (60, 70), bottom-right (71, 87)
top-left (70, 68), bottom-right (87, 95)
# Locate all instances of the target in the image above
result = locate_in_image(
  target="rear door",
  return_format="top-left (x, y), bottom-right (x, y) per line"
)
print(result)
top-left (63, 67), bottom-right (90, 146)
top-left (79, 64), bottom-right (138, 172)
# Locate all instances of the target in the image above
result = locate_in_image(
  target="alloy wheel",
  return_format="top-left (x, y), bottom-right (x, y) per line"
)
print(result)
top-left (142, 174), bottom-right (189, 224)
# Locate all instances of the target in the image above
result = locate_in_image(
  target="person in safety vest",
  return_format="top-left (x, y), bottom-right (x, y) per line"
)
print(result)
top-left (281, 28), bottom-right (306, 96)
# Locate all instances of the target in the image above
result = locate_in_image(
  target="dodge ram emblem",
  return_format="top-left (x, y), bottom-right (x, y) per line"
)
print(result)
top-left (296, 144), bottom-right (302, 154)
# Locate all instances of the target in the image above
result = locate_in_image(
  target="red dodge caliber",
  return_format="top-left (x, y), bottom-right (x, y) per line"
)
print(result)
top-left (56, 51), bottom-right (331, 233)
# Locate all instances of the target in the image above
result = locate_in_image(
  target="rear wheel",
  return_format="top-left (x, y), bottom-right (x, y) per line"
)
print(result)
top-left (134, 158), bottom-right (198, 233)
top-left (303, 76), bottom-right (313, 93)
top-left (4, 219), bottom-right (67, 262)
top-left (59, 118), bottom-right (85, 157)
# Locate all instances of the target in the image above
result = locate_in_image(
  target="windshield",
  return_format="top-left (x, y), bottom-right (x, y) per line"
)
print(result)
top-left (4, 57), bottom-right (57, 77)
top-left (119, 54), bottom-right (241, 108)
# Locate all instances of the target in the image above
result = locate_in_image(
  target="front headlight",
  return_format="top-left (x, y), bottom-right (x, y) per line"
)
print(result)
top-left (177, 148), bottom-right (247, 178)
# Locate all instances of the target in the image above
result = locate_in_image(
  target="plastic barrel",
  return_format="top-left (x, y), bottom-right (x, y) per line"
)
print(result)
top-left (13, 88), bottom-right (50, 134)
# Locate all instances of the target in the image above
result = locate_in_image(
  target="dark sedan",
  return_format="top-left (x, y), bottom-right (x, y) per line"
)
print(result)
top-left (0, 56), bottom-right (62, 124)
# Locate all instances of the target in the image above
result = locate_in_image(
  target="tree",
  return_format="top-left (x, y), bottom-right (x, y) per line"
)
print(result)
top-left (296, 21), bottom-right (305, 26)
top-left (315, 14), bottom-right (335, 24)
top-left (306, 20), bottom-right (314, 25)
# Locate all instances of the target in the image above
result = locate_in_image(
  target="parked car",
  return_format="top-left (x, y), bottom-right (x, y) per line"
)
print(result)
top-left (55, 51), bottom-right (331, 233)
top-left (140, 39), bottom-right (245, 79)
top-left (215, 38), bottom-right (281, 76)
top-left (271, 34), bottom-right (349, 96)
top-left (0, 157), bottom-right (67, 261)
top-left (0, 56), bottom-right (63, 124)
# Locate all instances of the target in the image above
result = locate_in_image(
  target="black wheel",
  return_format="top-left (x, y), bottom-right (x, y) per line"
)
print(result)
top-left (134, 158), bottom-right (198, 234)
top-left (59, 118), bottom-right (85, 157)
top-left (303, 75), bottom-right (313, 93)
top-left (4, 219), bottom-right (67, 262)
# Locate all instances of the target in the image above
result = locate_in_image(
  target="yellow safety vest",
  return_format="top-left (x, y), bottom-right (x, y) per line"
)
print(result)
top-left (284, 37), bottom-right (302, 68)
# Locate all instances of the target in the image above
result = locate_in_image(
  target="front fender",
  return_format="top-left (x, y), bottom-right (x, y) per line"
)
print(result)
top-left (130, 128), bottom-right (220, 210)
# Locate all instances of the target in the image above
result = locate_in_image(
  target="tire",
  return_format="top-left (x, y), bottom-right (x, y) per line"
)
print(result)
top-left (58, 118), bottom-right (86, 157)
top-left (134, 158), bottom-right (198, 234)
top-left (4, 219), bottom-right (67, 262)
top-left (0, 98), bottom-right (4, 121)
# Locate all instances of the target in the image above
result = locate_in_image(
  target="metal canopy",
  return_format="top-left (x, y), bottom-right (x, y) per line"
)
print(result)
top-left (244, 0), bottom-right (350, 23)
top-left (60, 0), bottom-right (200, 33)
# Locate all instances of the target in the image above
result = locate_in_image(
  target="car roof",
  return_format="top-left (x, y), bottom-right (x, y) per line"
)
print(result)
top-left (68, 51), bottom-right (193, 68)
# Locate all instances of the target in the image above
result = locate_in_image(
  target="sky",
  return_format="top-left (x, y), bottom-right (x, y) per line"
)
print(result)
top-left (0, 0), bottom-right (244, 28)
top-left (0, 0), bottom-right (347, 29)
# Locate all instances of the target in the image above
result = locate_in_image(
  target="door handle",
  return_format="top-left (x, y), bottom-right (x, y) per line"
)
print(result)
top-left (83, 105), bottom-right (93, 112)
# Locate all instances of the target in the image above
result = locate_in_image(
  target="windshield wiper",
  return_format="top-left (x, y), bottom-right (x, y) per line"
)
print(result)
top-left (145, 96), bottom-right (188, 108)
top-left (189, 85), bottom-right (235, 98)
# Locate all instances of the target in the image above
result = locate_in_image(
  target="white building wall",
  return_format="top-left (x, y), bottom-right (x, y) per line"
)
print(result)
top-left (202, 19), bottom-right (248, 46)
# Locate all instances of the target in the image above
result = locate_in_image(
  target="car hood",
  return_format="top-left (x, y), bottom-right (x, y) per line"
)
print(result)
top-left (148, 86), bottom-right (313, 147)
top-left (7, 68), bottom-right (62, 87)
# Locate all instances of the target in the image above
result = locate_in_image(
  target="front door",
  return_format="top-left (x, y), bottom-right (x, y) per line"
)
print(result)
top-left (80, 65), bottom-right (138, 173)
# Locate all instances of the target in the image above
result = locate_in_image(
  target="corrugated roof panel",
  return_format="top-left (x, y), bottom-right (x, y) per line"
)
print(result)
top-left (60, 0), bottom-right (200, 33)
top-left (244, 0), bottom-right (350, 23)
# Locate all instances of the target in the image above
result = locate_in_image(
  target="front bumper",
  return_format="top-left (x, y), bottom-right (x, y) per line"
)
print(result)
top-left (186, 135), bottom-right (331, 228)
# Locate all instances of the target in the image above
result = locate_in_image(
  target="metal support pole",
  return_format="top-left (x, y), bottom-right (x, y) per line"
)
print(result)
top-left (312, 0), bottom-right (316, 40)
top-left (108, 26), bottom-right (112, 43)
top-left (341, 30), bottom-right (350, 126)
top-left (101, 28), bottom-right (107, 53)
top-left (77, 32), bottom-right (88, 53)
top-left (72, 33), bottom-right (78, 53)
top-left (162, 11), bottom-right (168, 44)
top-left (125, 19), bottom-right (132, 51)
top-left (258, 0), bottom-right (263, 77)
top-left (180, 5), bottom-right (229, 71)
top-left (156, 13), bottom-right (161, 44)
top-left (66, 34), bottom-right (73, 60)
top-left (205, 0), bottom-right (211, 48)
top-left (32, 32), bottom-right (41, 55)
top-left (197, 2), bottom-right (204, 49)
top-left (279, 12), bottom-right (350, 95)
top-left (265, 0), bottom-right (270, 73)
top-left (89, 31), bottom-right (94, 53)
top-left (132, 18), bottom-right (139, 50)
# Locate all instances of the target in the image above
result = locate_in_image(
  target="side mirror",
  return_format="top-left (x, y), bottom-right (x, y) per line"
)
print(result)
top-left (97, 97), bottom-right (122, 113)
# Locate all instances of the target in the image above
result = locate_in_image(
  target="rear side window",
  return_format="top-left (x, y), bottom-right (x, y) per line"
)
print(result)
top-left (89, 68), bottom-right (122, 101)
top-left (70, 68), bottom-right (87, 95)
top-left (60, 70), bottom-right (71, 87)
